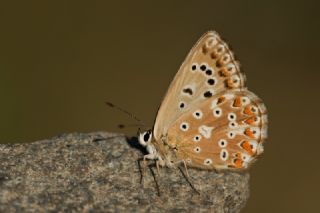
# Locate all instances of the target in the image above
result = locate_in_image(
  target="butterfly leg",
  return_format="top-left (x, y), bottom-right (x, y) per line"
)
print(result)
top-left (177, 161), bottom-right (200, 195)
top-left (182, 160), bottom-right (190, 179)
top-left (141, 153), bottom-right (158, 180)
top-left (156, 160), bottom-right (161, 176)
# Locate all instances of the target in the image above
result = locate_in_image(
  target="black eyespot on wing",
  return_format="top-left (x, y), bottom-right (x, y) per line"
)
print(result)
top-left (207, 79), bottom-right (215, 85)
top-left (200, 64), bottom-right (206, 71)
top-left (222, 151), bottom-right (226, 158)
top-left (204, 91), bottom-right (212, 98)
top-left (179, 102), bottom-right (185, 108)
top-left (183, 88), bottom-right (193, 95)
top-left (205, 69), bottom-right (212, 75)
top-left (191, 64), bottom-right (197, 71)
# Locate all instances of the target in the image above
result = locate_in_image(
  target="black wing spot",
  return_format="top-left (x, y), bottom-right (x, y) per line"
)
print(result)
top-left (222, 151), bottom-right (226, 159)
top-left (183, 88), bottom-right (193, 95)
top-left (200, 64), bottom-right (206, 71)
top-left (207, 79), bottom-right (215, 85)
top-left (204, 91), bottom-right (213, 98)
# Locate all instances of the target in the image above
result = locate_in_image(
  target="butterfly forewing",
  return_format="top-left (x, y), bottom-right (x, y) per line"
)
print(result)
top-left (154, 31), bottom-right (246, 141)
top-left (167, 90), bottom-right (267, 169)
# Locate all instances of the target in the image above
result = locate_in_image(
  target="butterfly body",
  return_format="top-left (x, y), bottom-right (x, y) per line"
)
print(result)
top-left (138, 31), bottom-right (268, 171)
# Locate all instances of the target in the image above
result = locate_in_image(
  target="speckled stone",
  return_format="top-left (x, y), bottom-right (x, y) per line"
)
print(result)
top-left (0, 132), bottom-right (249, 212)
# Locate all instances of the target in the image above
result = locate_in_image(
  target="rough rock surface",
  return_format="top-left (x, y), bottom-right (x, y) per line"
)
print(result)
top-left (0, 132), bottom-right (250, 212)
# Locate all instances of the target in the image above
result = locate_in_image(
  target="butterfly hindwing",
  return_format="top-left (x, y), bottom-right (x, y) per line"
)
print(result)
top-left (153, 31), bottom-right (246, 141)
top-left (166, 89), bottom-right (267, 169)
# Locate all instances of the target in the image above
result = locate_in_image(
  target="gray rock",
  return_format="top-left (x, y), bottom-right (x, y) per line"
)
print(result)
top-left (0, 132), bottom-right (249, 212)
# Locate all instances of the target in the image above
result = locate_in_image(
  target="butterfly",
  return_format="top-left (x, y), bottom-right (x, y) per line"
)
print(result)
top-left (138, 31), bottom-right (268, 171)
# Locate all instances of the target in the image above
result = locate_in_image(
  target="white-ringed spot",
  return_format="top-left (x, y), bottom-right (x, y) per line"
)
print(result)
top-left (198, 125), bottom-right (214, 139)
top-left (215, 44), bottom-right (225, 54)
top-left (191, 63), bottom-right (198, 72)
top-left (194, 146), bottom-right (201, 153)
top-left (179, 101), bottom-right (186, 109)
top-left (180, 122), bottom-right (189, 132)
top-left (204, 158), bottom-right (213, 165)
top-left (241, 153), bottom-right (251, 163)
top-left (241, 97), bottom-right (250, 105)
top-left (206, 37), bottom-right (217, 48)
top-left (227, 131), bottom-right (236, 139)
top-left (193, 135), bottom-right (202, 142)
top-left (213, 107), bottom-right (222, 117)
top-left (220, 149), bottom-right (229, 161)
top-left (225, 64), bottom-right (236, 75)
top-left (228, 113), bottom-right (236, 121)
top-left (200, 63), bottom-right (208, 72)
top-left (218, 139), bottom-right (228, 148)
top-left (193, 110), bottom-right (203, 119)
top-left (229, 121), bottom-right (238, 128)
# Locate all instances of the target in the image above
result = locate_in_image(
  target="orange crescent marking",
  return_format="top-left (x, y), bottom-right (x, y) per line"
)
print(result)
top-left (244, 128), bottom-right (255, 138)
top-left (233, 97), bottom-right (242, 107)
top-left (241, 140), bottom-right (254, 155)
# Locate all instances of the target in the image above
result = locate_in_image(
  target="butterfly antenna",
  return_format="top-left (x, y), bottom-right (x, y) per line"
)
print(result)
top-left (117, 123), bottom-right (146, 129)
top-left (105, 101), bottom-right (146, 127)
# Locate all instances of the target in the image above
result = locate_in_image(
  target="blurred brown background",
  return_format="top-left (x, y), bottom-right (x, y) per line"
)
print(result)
top-left (0, 1), bottom-right (319, 212)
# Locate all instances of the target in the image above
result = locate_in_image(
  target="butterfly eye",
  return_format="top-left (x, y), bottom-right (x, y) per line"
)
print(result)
top-left (193, 110), bottom-right (203, 119)
top-left (218, 139), bottom-right (228, 148)
top-left (228, 113), bottom-right (236, 121)
top-left (138, 130), bottom-right (152, 147)
top-left (180, 122), bottom-right (190, 131)
top-left (220, 149), bottom-right (229, 161)
top-left (213, 107), bottom-right (222, 117)
top-left (194, 146), bottom-right (201, 153)
top-left (204, 158), bottom-right (213, 165)
top-left (193, 135), bottom-right (202, 142)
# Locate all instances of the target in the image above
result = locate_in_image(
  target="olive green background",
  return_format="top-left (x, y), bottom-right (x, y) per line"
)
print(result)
top-left (1, 1), bottom-right (319, 212)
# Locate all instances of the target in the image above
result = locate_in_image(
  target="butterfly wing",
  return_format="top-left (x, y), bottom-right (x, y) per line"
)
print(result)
top-left (166, 89), bottom-right (267, 169)
top-left (153, 31), bottom-right (246, 141)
